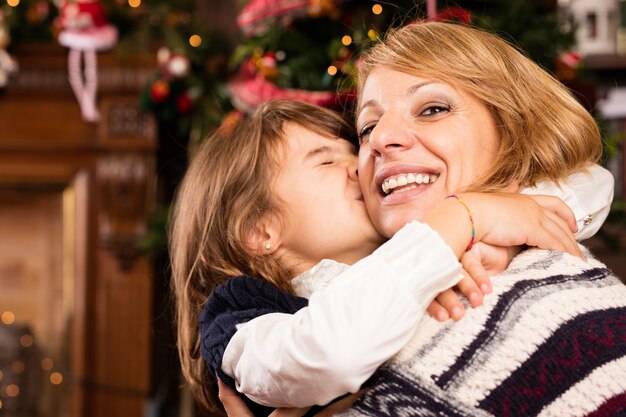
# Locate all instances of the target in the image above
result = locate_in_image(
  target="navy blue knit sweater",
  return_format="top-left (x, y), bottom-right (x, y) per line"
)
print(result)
top-left (199, 275), bottom-right (309, 416)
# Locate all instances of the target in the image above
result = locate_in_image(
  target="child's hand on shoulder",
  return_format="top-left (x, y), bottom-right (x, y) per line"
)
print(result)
top-left (427, 242), bottom-right (518, 322)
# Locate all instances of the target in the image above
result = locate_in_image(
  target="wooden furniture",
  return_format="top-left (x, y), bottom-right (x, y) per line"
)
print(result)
top-left (0, 43), bottom-right (155, 417)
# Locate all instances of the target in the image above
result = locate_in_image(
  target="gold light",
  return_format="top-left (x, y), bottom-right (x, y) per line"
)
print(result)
top-left (189, 35), bottom-right (202, 47)
top-left (1, 311), bottom-right (15, 325)
top-left (6, 384), bottom-right (19, 398)
top-left (50, 372), bottom-right (63, 385)
top-left (11, 361), bottom-right (24, 374)
top-left (7, 0), bottom-right (20, 7)
top-left (368, 29), bottom-right (378, 41)
top-left (341, 35), bottom-right (352, 46)
top-left (327, 65), bottom-right (338, 76)
top-left (372, 4), bottom-right (383, 15)
top-left (20, 334), bottom-right (33, 347)
top-left (128, 0), bottom-right (141, 8)
top-left (41, 358), bottom-right (54, 371)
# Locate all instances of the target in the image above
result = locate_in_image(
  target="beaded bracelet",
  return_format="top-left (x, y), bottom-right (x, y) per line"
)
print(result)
top-left (446, 194), bottom-right (475, 251)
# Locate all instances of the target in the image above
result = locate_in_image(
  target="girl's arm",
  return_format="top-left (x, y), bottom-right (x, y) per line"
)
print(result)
top-left (223, 221), bottom-right (462, 407)
top-left (521, 164), bottom-right (614, 240)
top-left (219, 193), bottom-right (580, 408)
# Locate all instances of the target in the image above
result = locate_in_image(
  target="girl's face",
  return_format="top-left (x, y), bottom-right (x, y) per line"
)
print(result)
top-left (356, 67), bottom-right (500, 237)
top-left (273, 122), bottom-right (384, 276)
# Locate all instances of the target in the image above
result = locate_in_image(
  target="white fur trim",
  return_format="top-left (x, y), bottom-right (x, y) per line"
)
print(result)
top-left (58, 25), bottom-right (118, 51)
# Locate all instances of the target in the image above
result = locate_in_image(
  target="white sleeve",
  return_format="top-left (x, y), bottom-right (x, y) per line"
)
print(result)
top-left (521, 164), bottom-right (614, 241)
top-left (221, 221), bottom-right (462, 408)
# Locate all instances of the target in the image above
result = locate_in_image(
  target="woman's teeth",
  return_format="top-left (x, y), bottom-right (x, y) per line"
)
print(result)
top-left (382, 173), bottom-right (438, 195)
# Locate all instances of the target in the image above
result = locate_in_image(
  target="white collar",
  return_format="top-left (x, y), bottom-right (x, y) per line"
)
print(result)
top-left (291, 259), bottom-right (350, 298)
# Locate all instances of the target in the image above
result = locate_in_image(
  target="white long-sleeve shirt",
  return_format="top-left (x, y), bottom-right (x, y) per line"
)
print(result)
top-left (222, 164), bottom-right (614, 408)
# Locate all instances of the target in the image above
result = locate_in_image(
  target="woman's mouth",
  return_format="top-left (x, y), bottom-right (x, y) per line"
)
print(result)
top-left (381, 173), bottom-right (439, 195)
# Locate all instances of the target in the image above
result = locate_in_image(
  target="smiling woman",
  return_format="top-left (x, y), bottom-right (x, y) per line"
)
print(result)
top-left (356, 72), bottom-right (501, 235)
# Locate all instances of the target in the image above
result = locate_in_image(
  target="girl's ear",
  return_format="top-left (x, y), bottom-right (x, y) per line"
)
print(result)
top-left (244, 213), bottom-right (283, 255)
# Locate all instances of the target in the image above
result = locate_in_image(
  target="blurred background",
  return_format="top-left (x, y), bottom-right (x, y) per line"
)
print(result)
top-left (0, 0), bottom-right (624, 416)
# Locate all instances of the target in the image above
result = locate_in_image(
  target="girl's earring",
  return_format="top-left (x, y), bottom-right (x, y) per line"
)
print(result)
top-left (264, 242), bottom-right (272, 251)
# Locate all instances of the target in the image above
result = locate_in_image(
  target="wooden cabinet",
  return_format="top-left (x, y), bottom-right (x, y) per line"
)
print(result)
top-left (0, 43), bottom-right (155, 417)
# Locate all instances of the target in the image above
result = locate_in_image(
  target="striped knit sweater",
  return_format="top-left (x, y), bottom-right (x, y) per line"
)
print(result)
top-left (337, 249), bottom-right (626, 417)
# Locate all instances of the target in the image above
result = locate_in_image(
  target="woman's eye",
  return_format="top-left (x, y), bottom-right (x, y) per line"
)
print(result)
top-left (421, 105), bottom-right (450, 116)
top-left (320, 160), bottom-right (334, 166)
top-left (358, 124), bottom-right (375, 144)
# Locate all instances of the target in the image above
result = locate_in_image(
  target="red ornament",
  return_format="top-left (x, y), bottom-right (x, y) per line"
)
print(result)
top-left (176, 92), bottom-right (193, 113)
top-left (150, 79), bottom-right (170, 102)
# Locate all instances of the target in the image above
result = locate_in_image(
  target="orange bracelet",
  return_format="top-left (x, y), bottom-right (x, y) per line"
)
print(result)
top-left (446, 194), bottom-right (475, 251)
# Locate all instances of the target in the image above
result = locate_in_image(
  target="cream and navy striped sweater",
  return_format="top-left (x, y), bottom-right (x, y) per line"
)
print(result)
top-left (338, 249), bottom-right (626, 417)
top-left (201, 248), bottom-right (626, 416)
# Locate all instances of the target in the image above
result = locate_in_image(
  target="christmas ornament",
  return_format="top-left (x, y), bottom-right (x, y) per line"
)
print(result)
top-left (150, 79), bottom-right (170, 103)
top-left (0, 14), bottom-right (18, 89)
top-left (228, 59), bottom-right (353, 113)
top-left (237, 0), bottom-right (343, 36)
top-left (237, 0), bottom-right (309, 36)
top-left (55, 0), bottom-right (118, 122)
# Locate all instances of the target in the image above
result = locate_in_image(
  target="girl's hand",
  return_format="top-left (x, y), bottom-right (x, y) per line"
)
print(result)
top-left (218, 378), bottom-right (310, 417)
top-left (427, 242), bottom-right (513, 322)
top-left (424, 193), bottom-right (579, 322)
top-left (464, 193), bottom-right (583, 258)
top-left (217, 378), bottom-right (254, 417)
top-left (424, 193), bottom-right (582, 261)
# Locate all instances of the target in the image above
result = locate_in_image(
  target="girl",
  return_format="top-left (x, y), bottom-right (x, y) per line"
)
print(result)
top-left (169, 99), bottom-right (611, 416)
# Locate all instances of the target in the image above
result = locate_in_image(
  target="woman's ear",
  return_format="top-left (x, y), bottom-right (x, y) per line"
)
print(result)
top-left (244, 213), bottom-right (283, 255)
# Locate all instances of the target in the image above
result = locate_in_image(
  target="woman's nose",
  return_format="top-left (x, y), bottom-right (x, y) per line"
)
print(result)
top-left (368, 114), bottom-right (415, 156)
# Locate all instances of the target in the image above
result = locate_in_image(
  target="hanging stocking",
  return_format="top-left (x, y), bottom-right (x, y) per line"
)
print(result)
top-left (56, 0), bottom-right (118, 122)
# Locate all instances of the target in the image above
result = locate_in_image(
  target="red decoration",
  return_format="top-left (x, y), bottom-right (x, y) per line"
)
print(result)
top-left (228, 60), bottom-right (354, 113)
top-left (237, 0), bottom-right (309, 36)
top-left (150, 79), bottom-right (170, 102)
top-left (176, 92), bottom-right (193, 114)
top-left (55, 0), bottom-right (118, 122)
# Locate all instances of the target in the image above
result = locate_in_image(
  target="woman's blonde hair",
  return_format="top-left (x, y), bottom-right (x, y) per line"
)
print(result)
top-left (358, 21), bottom-right (603, 191)
top-left (169, 99), bottom-right (355, 413)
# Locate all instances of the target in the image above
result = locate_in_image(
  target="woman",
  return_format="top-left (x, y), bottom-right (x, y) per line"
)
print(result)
top-left (348, 21), bottom-right (625, 416)
top-left (220, 22), bottom-right (624, 416)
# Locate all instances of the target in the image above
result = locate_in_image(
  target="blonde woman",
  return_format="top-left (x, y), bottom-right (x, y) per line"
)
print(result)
top-left (216, 22), bottom-right (623, 417)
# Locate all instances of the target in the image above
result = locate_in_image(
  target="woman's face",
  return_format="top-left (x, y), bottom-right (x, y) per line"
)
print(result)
top-left (357, 67), bottom-right (500, 238)
top-left (273, 122), bottom-right (384, 275)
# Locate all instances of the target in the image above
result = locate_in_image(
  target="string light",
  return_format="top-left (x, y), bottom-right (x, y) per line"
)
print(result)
top-left (11, 361), bottom-right (24, 374)
top-left (327, 65), bottom-right (338, 76)
top-left (368, 29), bottom-right (378, 41)
top-left (41, 358), bottom-right (54, 371)
top-left (50, 372), bottom-right (63, 385)
top-left (7, 0), bottom-right (20, 7)
top-left (1, 311), bottom-right (15, 325)
top-left (372, 4), bottom-right (383, 15)
top-left (341, 35), bottom-right (352, 46)
top-left (128, 0), bottom-right (141, 8)
top-left (19, 334), bottom-right (33, 347)
top-left (189, 35), bottom-right (202, 47)
top-left (5, 384), bottom-right (19, 398)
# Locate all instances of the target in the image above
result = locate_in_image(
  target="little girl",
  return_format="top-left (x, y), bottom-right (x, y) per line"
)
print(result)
top-left (169, 99), bottom-right (612, 416)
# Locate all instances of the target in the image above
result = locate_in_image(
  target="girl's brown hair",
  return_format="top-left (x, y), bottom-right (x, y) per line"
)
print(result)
top-left (358, 21), bottom-right (603, 191)
top-left (169, 99), bottom-right (355, 413)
